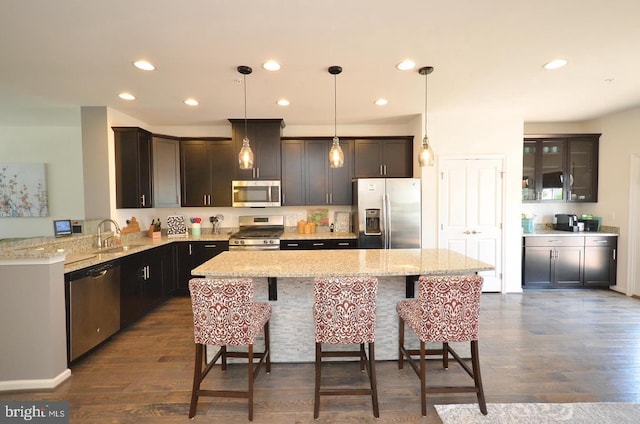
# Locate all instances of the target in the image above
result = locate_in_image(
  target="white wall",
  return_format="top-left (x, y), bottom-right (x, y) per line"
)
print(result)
top-left (422, 109), bottom-right (524, 293)
top-left (0, 120), bottom-right (84, 238)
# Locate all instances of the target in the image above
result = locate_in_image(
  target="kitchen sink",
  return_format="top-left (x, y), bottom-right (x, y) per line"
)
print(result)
top-left (95, 244), bottom-right (144, 254)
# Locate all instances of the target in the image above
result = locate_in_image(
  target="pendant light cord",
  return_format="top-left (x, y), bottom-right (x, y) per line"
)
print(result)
top-left (424, 71), bottom-right (428, 142)
top-left (334, 73), bottom-right (337, 138)
top-left (243, 74), bottom-right (248, 137)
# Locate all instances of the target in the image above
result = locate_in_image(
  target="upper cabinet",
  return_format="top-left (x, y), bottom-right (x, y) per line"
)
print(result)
top-left (522, 134), bottom-right (600, 203)
top-left (230, 119), bottom-right (283, 180)
top-left (113, 127), bottom-right (153, 208)
top-left (281, 138), bottom-right (354, 206)
top-left (152, 135), bottom-right (181, 208)
top-left (180, 139), bottom-right (234, 207)
top-left (354, 137), bottom-right (413, 178)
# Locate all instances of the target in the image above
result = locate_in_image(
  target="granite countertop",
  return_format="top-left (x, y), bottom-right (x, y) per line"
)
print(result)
top-left (0, 229), bottom-right (358, 273)
top-left (522, 230), bottom-right (619, 237)
top-left (192, 248), bottom-right (494, 278)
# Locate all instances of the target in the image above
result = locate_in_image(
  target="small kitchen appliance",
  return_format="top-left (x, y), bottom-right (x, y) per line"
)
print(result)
top-left (554, 214), bottom-right (579, 232)
top-left (232, 180), bottom-right (281, 207)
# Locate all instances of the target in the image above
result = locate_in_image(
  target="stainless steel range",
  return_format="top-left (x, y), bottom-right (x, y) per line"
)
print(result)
top-left (229, 215), bottom-right (284, 251)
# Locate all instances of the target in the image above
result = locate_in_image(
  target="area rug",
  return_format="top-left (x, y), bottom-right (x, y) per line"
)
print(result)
top-left (435, 402), bottom-right (640, 423)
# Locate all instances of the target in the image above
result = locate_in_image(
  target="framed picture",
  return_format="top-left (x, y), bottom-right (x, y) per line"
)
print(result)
top-left (166, 215), bottom-right (187, 237)
top-left (0, 163), bottom-right (49, 217)
top-left (334, 211), bottom-right (351, 233)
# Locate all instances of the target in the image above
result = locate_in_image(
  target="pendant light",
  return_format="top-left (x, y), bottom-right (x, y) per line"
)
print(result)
top-left (418, 66), bottom-right (435, 167)
top-left (328, 66), bottom-right (344, 168)
top-left (237, 65), bottom-right (254, 170)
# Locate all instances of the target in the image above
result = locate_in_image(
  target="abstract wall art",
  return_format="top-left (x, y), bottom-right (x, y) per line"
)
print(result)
top-left (0, 163), bottom-right (49, 217)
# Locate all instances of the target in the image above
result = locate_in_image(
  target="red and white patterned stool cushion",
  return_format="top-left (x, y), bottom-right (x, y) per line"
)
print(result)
top-left (397, 274), bottom-right (483, 343)
top-left (189, 278), bottom-right (271, 346)
top-left (313, 276), bottom-right (378, 345)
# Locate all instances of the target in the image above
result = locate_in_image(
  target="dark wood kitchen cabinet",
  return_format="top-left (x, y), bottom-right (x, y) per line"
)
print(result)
top-left (306, 138), bottom-right (353, 205)
top-left (522, 234), bottom-right (617, 289)
top-left (523, 236), bottom-right (584, 288)
top-left (281, 140), bottom-right (306, 206)
top-left (280, 238), bottom-right (357, 250)
top-left (354, 137), bottom-right (413, 178)
top-left (152, 135), bottom-right (181, 208)
top-left (120, 246), bottom-right (168, 327)
top-left (230, 119), bottom-right (283, 180)
top-left (522, 134), bottom-right (599, 203)
top-left (281, 138), bottom-right (354, 206)
top-left (175, 241), bottom-right (229, 294)
top-left (180, 139), bottom-right (234, 207)
top-left (113, 127), bottom-right (153, 208)
top-left (584, 236), bottom-right (617, 287)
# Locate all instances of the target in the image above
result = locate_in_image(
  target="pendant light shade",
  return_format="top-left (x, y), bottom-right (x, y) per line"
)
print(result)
top-left (328, 66), bottom-right (344, 168)
top-left (418, 66), bottom-right (435, 167)
top-left (237, 65), bottom-right (254, 170)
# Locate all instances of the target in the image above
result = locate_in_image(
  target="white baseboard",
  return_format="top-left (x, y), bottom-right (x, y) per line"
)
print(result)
top-left (0, 369), bottom-right (71, 392)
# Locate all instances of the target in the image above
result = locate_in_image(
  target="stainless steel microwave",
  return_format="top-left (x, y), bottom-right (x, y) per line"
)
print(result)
top-left (232, 180), bottom-right (281, 207)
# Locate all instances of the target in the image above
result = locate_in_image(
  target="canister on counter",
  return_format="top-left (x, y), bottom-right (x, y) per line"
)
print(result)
top-left (298, 220), bottom-right (307, 234)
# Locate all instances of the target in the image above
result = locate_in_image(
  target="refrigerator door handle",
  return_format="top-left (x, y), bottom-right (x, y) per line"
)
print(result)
top-left (384, 193), bottom-right (391, 249)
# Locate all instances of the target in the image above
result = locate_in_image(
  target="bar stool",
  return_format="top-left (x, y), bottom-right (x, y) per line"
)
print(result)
top-left (396, 274), bottom-right (487, 416)
top-left (313, 276), bottom-right (379, 418)
top-left (188, 278), bottom-right (271, 421)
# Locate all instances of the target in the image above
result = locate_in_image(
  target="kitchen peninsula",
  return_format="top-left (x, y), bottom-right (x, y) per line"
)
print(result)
top-left (192, 248), bottom-right (493, 362)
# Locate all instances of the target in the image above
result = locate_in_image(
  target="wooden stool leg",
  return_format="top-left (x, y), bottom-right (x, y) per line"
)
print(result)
top-left (368, 342), bottom-right (380, 418)
top-left (248, 344), bottom-right (254, 421)
top-left (264, 321), bottom-right (271, 374)
top-left (443, 342), bottom-right (449, 369)
top-left (189, 343), bottom-right (203, 418)
top-left (419, 340), bottom-right (427, 416)
top-left (398, 317), bottom-right (405, 369)
top-left (471, 340), bottom-right (487, 415)
top-left (314, 342), bottom-right (322, 419)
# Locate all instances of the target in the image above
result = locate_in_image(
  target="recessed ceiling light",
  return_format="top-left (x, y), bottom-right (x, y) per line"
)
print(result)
top-left (118, 92), bottom-right (135, 100)
top-left (543, 59), bottom-right (567, 70)
top-left (263, 60), bottom-right (281, 71)
top-left (184, 98), bottom-right (199, 106)
top-left (276, 98), bottom-right (290, 106)
top-left (396, 60), bottom-right (416, 71)
top-left (374, 98), bottom-right (389, 106)
top-left (133, 60), bottom-right (155, 71)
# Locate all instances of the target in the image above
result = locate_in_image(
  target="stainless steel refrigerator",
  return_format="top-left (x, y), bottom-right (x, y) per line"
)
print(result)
top-left (352, 178), bottom-right (421, 249)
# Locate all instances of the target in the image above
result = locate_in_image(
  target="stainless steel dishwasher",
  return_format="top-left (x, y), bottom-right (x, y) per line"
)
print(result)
top-left (66, 261), bottom-right (120, 362)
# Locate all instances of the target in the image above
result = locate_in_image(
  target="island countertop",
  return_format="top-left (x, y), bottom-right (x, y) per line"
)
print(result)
top-left (192, 248), bottom-right (494, 278)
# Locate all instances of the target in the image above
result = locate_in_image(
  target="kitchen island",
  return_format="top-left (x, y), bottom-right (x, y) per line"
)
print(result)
top-left (192, 248), bottom-right (493, 362)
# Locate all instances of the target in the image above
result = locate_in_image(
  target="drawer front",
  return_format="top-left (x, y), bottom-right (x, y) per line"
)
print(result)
top-left (585, 236), bottom-right (617, 247)
top-left (524, 236), bottom-right (584, 247)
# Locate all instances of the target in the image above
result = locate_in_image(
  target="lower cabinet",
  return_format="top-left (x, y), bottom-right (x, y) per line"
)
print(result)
top-left (176, 241), bottom-right (229, 294)
top-left (120, 245), bottom-right (172, 327)
top-left (280, 238), bottom-right (357, 250)
top-left (584, 237), bottom-right (618, 287)
top-left (522, 235), bottom-right (617, 288)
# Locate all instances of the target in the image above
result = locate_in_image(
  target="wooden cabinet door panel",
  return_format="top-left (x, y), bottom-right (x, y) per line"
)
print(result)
top-left (306, 139), bottom-right (330, 205)
top-left (181, 141), bottom-right (211, 206)
top-left (209, 142), bottom-right (233, 206)
top-left (281, 140), bottom-right (306, 205)
top-left (523, 247), bottom-right (554, 287)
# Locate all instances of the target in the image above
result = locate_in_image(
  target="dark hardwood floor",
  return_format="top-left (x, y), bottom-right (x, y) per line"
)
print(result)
top-left (2, 289), bottom-right (640, 423)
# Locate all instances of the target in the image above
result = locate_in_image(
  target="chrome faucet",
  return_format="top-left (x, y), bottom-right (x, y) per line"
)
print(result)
top-left (97, 219), bottom-right (121, 248)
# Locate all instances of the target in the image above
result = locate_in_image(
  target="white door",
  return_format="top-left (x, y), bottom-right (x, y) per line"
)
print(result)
top-left (439, 157), bottom-right (504, 292)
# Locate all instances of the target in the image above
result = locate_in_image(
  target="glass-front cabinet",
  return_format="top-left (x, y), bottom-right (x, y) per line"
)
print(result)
top-left (523, 134), bottom-right (599, 203)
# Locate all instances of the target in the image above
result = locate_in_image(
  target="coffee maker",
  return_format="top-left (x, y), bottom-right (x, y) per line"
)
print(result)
top-left (554, 214), bottom-right (579, 231)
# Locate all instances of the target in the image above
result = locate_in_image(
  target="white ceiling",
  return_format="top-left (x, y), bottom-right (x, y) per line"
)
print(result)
top-left (2, 0), bottom-right (640, 127)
